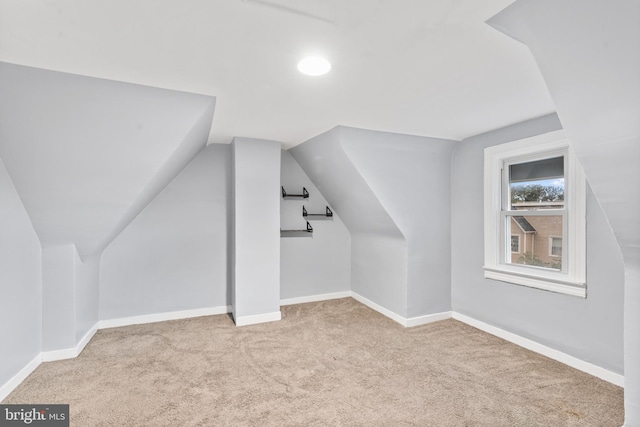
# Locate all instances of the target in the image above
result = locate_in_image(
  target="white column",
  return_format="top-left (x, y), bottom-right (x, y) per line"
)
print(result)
top-left (231, 138), bottom-right (281, 326)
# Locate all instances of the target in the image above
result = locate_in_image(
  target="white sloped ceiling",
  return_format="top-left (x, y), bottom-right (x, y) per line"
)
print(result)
top-left (0, 62), bottom-right (216, 258)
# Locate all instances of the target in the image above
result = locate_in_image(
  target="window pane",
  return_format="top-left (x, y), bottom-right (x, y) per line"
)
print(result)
top-left (510, 157), bottom-right (564, 211)
top-left (507, 215), bottom-right (563, 271)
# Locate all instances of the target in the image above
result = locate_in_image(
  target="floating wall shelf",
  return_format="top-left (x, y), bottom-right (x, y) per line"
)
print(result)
top-left (280, 221), bottom-right (313, 237)
top-left (282, 186), bottom-right (309, 199)
top-left (303, 205), bottom-right (333, 219)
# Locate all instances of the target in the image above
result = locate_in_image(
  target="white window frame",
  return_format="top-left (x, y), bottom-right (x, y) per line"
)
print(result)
top-left (484, 130), bottom-right (586, 298)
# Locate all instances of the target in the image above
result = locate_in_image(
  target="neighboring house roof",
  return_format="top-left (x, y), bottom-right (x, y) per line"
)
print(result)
top-left (513, 216), bottom-right (536, 233)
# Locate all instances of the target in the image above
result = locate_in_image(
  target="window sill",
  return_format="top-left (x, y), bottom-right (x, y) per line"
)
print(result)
top-left (483, 267), bottom-right (586, 298)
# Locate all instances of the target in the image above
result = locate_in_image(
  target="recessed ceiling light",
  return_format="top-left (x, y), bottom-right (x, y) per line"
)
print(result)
top-left (297, 57), bottom-right (331, 76)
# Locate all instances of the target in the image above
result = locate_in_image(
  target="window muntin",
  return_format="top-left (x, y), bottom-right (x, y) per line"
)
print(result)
top-left (483, 131), bottom-right (586, 297)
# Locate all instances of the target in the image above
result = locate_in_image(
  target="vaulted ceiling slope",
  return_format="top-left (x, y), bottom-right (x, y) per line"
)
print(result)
top-left (290, 126), bottom-right (455, 318)
top-left (0, 62), bottom-right (216, 259)
top-left (487, 1), bottom-right (640, 421)
top-left (0, 0), bottom-right (555, 147)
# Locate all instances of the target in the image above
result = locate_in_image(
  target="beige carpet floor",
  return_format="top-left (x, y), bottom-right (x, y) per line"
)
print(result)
top-left (3, 298), bottom-right (623, 426)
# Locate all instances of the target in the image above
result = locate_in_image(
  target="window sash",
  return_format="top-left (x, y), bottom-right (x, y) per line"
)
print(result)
top-left (483, 130), bottom-right (586, 298)
top-left (500, 210), bottom-right (567, 274)
top-left (502, 151), bottom-right (567, 212)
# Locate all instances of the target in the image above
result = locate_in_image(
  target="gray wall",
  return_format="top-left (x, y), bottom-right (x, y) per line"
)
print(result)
top-left (451, 114), bottom-right (624, 374)
top-left (291, 126), bottom-right (456, 319)
top-left (75, 255), bottom-right (99, 343)
top-left (280, 150), bottom-right (351, 300)
top-left (0, 61), bottom-right (214, 259)
top-left (42, 243), bottom-right (98, 351)
top-left (0, 157), bottom-right (42, 389)
top-left (100, 144), bottom-right (231, 320)
top-left (290, 127), bottom-right (408, 317)
top-left (97, 100), bottom-right (215, 258)
top-left (339, 127), bottom-right (456, 316)
top-left (42, 245), bottom-right (77, 351)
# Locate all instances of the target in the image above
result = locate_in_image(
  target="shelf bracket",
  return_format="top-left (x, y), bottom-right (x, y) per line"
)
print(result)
top-left (282, 186), bottom-right (309, 199)
top-left (280, 221), bottom-right (313, 237)
top-left (302, 205), bottom-right (333, 218)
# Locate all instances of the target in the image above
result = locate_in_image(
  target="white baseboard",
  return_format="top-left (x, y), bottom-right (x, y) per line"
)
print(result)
top-left (452, 312), bottom-right (624, 387)
top-left (42, 323), bottom-right (97, 361)
top-left (42, 347), bottom-right (77, 362)
top-left (281, 291), bottom-right (351, 306)
top-left (98, 305), bottom-right (232, 329)
top-left (234, 311), bottom-right (282, 327)
top-left (351, 292), bottom-right (408, 326)
top-left (75, 324), bottom-right (98, 357)
top-left (406, 311), bottom-right (453, 327)
top-left (0, 353), bottom-right (42, 402)
top-left (351, 292), bottom-right (453, 327)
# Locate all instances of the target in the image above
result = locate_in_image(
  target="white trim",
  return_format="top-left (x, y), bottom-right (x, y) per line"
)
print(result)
top-left (76, 323), bottom-right (98, 356)
top-left (281, 291), bottom-right (351, 306)
top-left (484, 130), bottom-right (586, 296)
top-left (234, 311), bottom-right (281, 327)
top-left (484, 269), bottom-right (586, 298)
top-left (42, 322), bottom-right (98, 362)
top-left (42, 347), bottom-right (77, 362)
top-left (452, 312), bottom-right (624, 387)
top-left (350, 292), bottom-right (452, 327)
top-left (98, 305), bottom-right (232, 329)
top-left (351, 292), bottom-right (407, 326)
top-left (406, 311), bottom-right (453, 327)
top-left (0, 354), bottom-right (42, 401)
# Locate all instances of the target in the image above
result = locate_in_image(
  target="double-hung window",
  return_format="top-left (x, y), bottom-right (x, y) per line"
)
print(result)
top-left (484, 130), bottom-right (586, 297)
